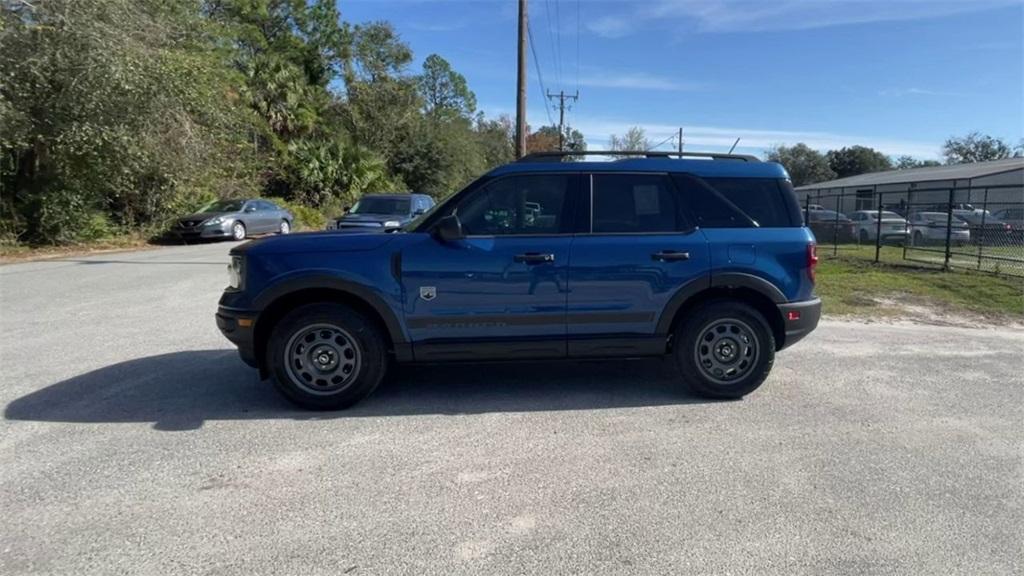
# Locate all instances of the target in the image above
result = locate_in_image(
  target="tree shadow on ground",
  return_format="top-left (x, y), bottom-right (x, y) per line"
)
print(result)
top-left (4, 350), bottom-right (721, 431)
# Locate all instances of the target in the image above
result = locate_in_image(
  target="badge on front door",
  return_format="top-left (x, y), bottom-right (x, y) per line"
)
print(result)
top-left (419, 286), bottom-right (437, 301)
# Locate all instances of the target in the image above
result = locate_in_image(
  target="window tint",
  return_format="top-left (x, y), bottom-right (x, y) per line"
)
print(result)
top-left (259, 201), bottom-right (277, 211)
top-left (672, 175), bottom-right (800, 228)
top-left (703, 178), bottom-right (797, 227)
top-left (457, 174), bottom-right (570, 235)
top-left (591, 174), bottom-right (681, 233)
top-left (670, 174), bottom-right (752, 228)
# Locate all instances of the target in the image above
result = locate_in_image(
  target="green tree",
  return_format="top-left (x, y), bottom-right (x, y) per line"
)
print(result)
top-left (826, 146), bottom-right (892, 179)
top-left (765, 143), bottom-right (836, 187)
top-left (419, 54), bottom-right (476, 118)
top-left (893, 155), bottom-right (941, 170)
top-left (475, 114), bottom-right (514, 169)
top-left (1, 0), bottom-right (257, 244)
top-left (942, 132), bottom-right (1020, 164)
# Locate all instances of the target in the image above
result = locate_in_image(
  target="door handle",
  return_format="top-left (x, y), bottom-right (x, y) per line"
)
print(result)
top-left (652, 250), bottom-right (690, 262)
top-left (514, 252), bottom-right (555, 264)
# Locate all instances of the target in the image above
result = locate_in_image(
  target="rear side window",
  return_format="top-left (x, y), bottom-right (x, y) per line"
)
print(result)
top-left (591, 174), bottom-right (683, 233)
top-left (671, 174), bottom-right (800, 228)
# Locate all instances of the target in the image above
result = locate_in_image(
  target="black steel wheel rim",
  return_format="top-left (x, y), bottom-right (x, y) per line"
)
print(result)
top-left (693, 318), bottom-right (760, 385)
top-left (284, 323), bottom-right (362, 395)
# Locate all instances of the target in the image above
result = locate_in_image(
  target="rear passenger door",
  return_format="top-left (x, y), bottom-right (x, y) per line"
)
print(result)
top-left (566, 173), bottom-right (710, 356)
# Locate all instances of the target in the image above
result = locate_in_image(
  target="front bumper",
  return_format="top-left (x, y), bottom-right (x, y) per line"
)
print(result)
top-left (777, 297), bottom-right (821, 350)
top-left (172, 222), bottom-right (233, 239)
top-left (216, 306), bottom-right (258, 367)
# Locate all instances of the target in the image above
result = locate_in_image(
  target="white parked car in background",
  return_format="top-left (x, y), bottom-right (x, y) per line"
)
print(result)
top-left (908, 212), bottom-right (970, 246)
top-left (849, 210), bottom-right (910, 244)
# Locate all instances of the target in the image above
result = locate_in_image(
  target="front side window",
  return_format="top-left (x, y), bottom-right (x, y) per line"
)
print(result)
top-left (591, 174), bottom-right (682, 233)
top-left (456, 175), bottom-right (570, 235)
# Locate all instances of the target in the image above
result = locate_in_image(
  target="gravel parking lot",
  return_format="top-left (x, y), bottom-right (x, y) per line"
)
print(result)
top-left (1, 241), bottom-right (1022, 575)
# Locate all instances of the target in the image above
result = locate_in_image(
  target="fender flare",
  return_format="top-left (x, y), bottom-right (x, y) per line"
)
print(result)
top-left (655, 272), bottom-right (786, 335)
top-left (253, 274), bottom-right (407, 345)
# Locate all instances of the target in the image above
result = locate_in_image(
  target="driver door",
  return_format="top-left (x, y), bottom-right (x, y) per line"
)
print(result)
top-left (400, 173), bottom-right (579, 361)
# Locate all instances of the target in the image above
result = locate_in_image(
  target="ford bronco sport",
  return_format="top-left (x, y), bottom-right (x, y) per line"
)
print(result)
top-left (217, 151), bottom-right (821, 410)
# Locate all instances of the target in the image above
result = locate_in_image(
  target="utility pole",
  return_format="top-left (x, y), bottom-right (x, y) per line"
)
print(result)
top-left (677, 127), bottom-right (684, 154)
top-left (515, 0), bottom-right (528, 159)
top-left (546, 90), bottom-right (579, 150)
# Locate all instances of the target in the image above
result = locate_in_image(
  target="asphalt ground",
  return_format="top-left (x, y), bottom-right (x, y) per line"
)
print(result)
top-left (1, 240), bottom-right (1022, 575)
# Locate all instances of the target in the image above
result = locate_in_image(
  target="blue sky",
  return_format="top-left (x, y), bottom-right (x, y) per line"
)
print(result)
top-left (341, 0), bottom-right (1023, 160)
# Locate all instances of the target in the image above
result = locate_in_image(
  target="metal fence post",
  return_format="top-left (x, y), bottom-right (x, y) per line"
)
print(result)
top-left (977, 188), bottom-right (989, 270)
top-left (943, 188), bottom-right (954, 270)
top-left (832, 190), bottom-right (840, 256)
top-left (875, 190), bottom-right (883, 263)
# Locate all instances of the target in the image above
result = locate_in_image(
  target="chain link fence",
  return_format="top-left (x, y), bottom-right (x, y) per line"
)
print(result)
top-left (802, 184), bottom-right (1024, 277)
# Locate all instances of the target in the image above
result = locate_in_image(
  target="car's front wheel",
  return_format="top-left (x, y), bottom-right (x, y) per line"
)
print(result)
top-left (279, 220), bottom-right (290, 235)
top-left (267, 303), bottom-right (387, 410)
top-left (231, 222), bottom-right (247, 241)
top-left (859, 229), bottom-right (869, 244)
top-left (674, 301), bottom-right (775, 399)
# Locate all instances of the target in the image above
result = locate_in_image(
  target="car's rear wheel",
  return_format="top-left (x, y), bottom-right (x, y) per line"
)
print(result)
top-left (279, 220), bottom-right (290, 235)
top-left (267, 303), bottom-right (387, 410)
top-left (674, 301), bottom-right (775, 399)
top-left (231, 222), bottom-right (246, 241)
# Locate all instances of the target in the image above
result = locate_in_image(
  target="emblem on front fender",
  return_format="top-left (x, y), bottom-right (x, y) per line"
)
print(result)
top-left (419, 286), bottom-right (437, 301)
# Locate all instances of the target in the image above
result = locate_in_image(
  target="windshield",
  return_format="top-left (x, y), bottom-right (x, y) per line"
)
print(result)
top-left (350, 197), bottom-right (411, 215)
top-left (201, 200), bottom-right (244, 213)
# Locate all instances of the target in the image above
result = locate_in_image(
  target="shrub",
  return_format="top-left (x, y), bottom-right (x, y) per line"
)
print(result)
top-left (264, 197), bottom-right (325, 231)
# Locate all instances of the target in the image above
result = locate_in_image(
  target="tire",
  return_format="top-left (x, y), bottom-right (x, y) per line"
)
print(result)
top-left (913, 231), bottom-right (924, 246)
top-left (859, 229), bottom-right (869, 244)
top-left (231, 221), bottom-right (246, 241)
top-left (266, 302), bottom-right (387, 410)
top-left (674, 301), bottom-right (775, 399)
top-left (279, 220), bottom-right (291, 235)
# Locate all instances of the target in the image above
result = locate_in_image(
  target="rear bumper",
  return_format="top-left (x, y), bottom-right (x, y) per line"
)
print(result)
top-left (777, 297), bottom-right (821, 350)
top-left (216, 306), bottom-right (258, 367)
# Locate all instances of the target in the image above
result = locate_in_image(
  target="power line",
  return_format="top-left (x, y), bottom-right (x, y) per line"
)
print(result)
top-left (542, 0), bottom-right (561, 89)
top-left (648, 133), bottom-right (678, 151)
top-left (554, 0), bottom-right (563, 89)
top-left (526, 21), bottom-right (557, 127)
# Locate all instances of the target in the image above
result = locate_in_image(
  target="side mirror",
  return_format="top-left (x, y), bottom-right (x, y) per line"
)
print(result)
top-left (413, 208), bottom-right (426, 216)
top-left (342, 205), bottom-right (351, 213)
top-left (433, 214), bottom-right (464, 243)
top-left (244, 205), bottom-right (256, 213)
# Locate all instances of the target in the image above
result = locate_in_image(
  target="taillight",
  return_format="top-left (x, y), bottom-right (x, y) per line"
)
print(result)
top-left (807, 242), bottom-right (818, 284)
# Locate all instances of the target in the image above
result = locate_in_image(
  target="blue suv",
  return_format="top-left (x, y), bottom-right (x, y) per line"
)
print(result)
top-left (217, 151), bottom-right (821, 409)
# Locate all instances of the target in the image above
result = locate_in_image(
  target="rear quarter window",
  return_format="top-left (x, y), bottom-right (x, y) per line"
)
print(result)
top-left (671, 174), bottom-right (801, 228)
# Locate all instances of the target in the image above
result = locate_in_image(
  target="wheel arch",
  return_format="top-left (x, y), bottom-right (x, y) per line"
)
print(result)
top-left (252, 279), bottom-right (408, 377)
top-left (658, 274), bottom-right (787, 351)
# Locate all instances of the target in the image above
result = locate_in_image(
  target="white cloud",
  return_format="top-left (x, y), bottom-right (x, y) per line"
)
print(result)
top-left (577, 72), bottom-right (706, 92)
top-left (587, 0), bottom-right (1020, 37)
top-left (877, 87), bottom-right (965, 97)
top-left (568, 117), bottom-right (942, 158)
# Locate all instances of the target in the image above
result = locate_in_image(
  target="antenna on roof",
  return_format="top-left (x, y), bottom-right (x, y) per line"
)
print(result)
top-left (728, 138), bottom-right (741, 154)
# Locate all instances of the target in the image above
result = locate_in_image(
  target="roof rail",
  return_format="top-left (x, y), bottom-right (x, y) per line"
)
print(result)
top-left (516, 150), bottom-right (760, 163)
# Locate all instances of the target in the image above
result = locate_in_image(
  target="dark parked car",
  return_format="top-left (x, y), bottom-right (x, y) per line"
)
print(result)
top-left (172, 199), bottom-right (292, 241)
top-left (805, 209), bottom-right (856, 243)
top-left (218, 150), bottom-right (821, 410)
top-left (952, 210), bottom-right (1014, 244)
top-left (328, 193), bottom-right (435, 231)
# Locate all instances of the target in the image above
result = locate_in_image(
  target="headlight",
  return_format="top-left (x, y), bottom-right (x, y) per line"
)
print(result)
top-left (227, 255), bottom-right (244, 290)
top-left (205, 216), bottom-right (225, 226)
top-left (383, 220), bottom-right (401, 228)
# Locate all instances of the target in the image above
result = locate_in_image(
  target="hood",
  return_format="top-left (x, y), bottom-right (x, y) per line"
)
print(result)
top-left (338, 213), bottom-right (406, 224)
top-left (236, 230), bottom-right (398, 255)
top-left (179, 211), bottom-right (232, 223)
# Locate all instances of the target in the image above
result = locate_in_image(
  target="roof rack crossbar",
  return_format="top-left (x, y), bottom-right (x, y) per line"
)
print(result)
top-left (516, 150), bottom-right (760, 163)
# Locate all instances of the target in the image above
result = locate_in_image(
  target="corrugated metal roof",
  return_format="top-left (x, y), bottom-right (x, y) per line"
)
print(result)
top-left (795, 157), bottom-right (1024, 190)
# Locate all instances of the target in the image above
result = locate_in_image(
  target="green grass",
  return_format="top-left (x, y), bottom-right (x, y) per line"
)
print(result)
top-left (816, 255), bottom-right (1024, 318)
